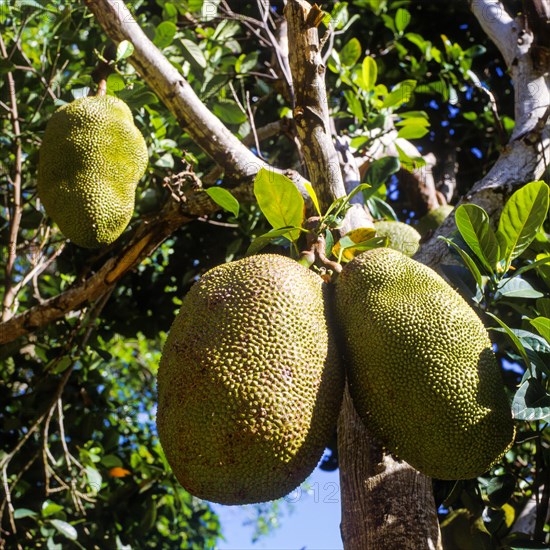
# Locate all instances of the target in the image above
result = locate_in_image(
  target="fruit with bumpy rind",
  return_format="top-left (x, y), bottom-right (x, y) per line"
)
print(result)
top-left (37, 95), bottom-right (148, 248)
top-left (374, 220), bottom-right (421, 256)
top-left (157, 254), bottom-right (344, 504)
top-left (335, 247), bottom-right (515, 480)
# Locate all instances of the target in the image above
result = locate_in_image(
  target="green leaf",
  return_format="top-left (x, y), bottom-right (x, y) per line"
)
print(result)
top-left (363, 156), bottom-right (400, 188)
top-left (14, 508), bottom-right (37, 519)
top-left (205, 187), bottom-right (240, 217)
top-left (512, 378), bottom-right (550, 421)
top-left (485, 474), bottom-right (515, 507)
top-left (495, 278), bottom-right (544, 300)
top-left (487, 312), bottom-right (531, 368)
top-left (455, 204), bottom-right (499, 273)
top-left (303, 182), bottom-right (321, 216)
top-left (367, 197), bottom-right (398, 221)
top-left (246, 227), bottom-right (303, 256)
top-left (530, 317), bottom-right (550, 343)
top-left (85, 465), bottom-right (102, 493)
top-left (361, 56), bottom-right (377, 92)
top-left (253, 169), bottom-right (305, 241)
top-left (180, 38), bottom-right (207, 70)
top-left (42, 501), bottom-right (64, 518)
top-left (439, 236), bottom-right (483, 289)
top-left (395, 8), bottom-right (411, 33)
top-left (496, 180), bottom-right (550, 268)
top-left (344, 90), bottom-right (363, 122)
top-left (381, 80), bottom-right (416, 109)
top-left (101, 455), bottom-right (123, 469)
top-left (106, 73), bottom-right (125, 93)
top-left (340, 38), bottom-right (362, 67)
top-left (49, 519), bottom-right (78, 541)
top-left (212, 99), bottom-right (247, 124)
top-left (396, 124), bottom-right (429, 139)
top-left (235, 51), bottom-right (259, 73)
top-left (153, 21), bottom-right (177, 49)
top-left (116, 40), bottom-right (134, 61)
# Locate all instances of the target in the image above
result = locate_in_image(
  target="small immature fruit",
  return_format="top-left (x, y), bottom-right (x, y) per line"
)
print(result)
top-left (335, 247), bottom-right (515, 480)
top-left (157, 254), bottom-right (344, 504)
top-left (374, 220), bottom-right (421, 256)
top-left (37, 95), bottom-right (148, 248)
top-left (416, 204), bottom-right (454, 236)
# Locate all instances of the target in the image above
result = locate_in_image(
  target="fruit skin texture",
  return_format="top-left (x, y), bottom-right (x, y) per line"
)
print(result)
top-left (37, 95), bottom-right (148, 248)
top-left (157, 254), bottom-right (344, 505)
top-left (416, 204), bottom-right (454, 236)
top-left (374, 220), bottom-right (421, 256)
top-left (335, 247), bottom-right (515, 480)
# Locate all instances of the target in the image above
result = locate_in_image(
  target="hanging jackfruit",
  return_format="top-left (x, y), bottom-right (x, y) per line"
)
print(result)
top-left (335, 247), bottom-right (515, 480)
top-left (157, 254), bottom-right (344, 504)
top-left (37, 95), bottom-right (148, 248)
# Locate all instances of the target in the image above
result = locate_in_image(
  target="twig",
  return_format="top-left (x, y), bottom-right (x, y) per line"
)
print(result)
top-left (0, 33), bottom-right (23, 323)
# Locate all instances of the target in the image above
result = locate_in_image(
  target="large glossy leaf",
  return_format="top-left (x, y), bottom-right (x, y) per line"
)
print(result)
top-left (254, 168), bottom-right (305, 241)
top-left (495, 277), bottom-right (544, 300)
top-left (512, 378), bottom-right (550, 421)
top-left (496, 180), bottom-right (549, 267)
top-left (455, 204), bottom-right (499, 272)
top-left (530, 317), bottom-right (550, 344)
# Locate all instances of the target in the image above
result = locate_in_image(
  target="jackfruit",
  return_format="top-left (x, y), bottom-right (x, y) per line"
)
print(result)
top-left (374, 220), bottom-right (421, 256)
top-left (416, 204), bottom-right (454, 236)
top-left (157, 254), bottom-right (344, 504)
top-left (335, 247), bottom-right (515, 480)
top-left (37, 95), bottom-right (148, 248)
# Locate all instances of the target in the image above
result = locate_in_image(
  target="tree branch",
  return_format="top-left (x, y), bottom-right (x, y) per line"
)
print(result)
top-left (83, 0), bottom-right (310, 195)
top-left (0, 33), bottom-right (23, 322)
top-left (284, 2), bottom-right (441, 549)
top-left (0, 181), bottom-right (254, 346)
top-left (469, 0), bottom-right (516, 66)
top-left (417, 2), bottom-right (550, 268)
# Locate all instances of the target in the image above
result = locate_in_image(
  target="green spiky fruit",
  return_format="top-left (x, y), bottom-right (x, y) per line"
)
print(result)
top-left (335, 247), bottom-right (515, 480)
top-left (416, 204), bottom-right (454, 236)
top-left (157, 254), bottom-right (344, 504)
top-left (37, 95), bottom-right (148, 248)
top-left (374, 220), bottom-right (421, 256)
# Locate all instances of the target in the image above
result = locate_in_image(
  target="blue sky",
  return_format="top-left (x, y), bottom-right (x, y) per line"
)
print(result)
top-left (212, 467), bottom-right (343, 550)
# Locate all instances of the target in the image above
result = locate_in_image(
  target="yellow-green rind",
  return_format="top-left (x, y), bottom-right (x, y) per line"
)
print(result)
top-left (374, 220), bottom-right (421, 256)
top-left (416, 204), bottom-right (454, 236)
top-left (37, 95), bottom-right (148, 248)
top-left (335, 247), bottom-right (515, 480)
top-left (157, 254), bottom-right (344, 504)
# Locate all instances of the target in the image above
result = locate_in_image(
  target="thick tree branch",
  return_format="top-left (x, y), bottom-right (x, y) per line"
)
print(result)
top-left (284, 2), bottom-right (441, 549)
top-left (284, 0), bottom-right (371, 231)
top-left (84, 0), bottom-right (261, 180)
top-left (469, 0), bottom-right (516, 66)
top-left (83, 0), bottom-right (310, 195)
top-left (417, 2), bottom-right (550, 268)
top-left (0, 182), bottom-right (254, 347)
